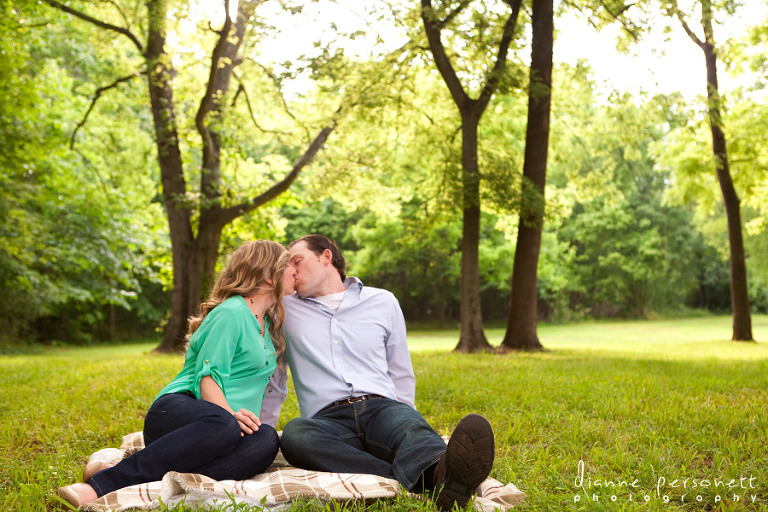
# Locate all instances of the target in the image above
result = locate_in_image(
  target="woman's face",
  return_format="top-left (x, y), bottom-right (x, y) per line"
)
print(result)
top-left (281, 263), bottom-right (296, 296)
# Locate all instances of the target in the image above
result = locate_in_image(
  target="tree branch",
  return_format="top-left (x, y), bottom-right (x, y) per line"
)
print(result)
top-left (218, 112), bottom-right (340, 224)
top-left (42, 0), bottom-right (144, 53)
top-left (478, 0), bottom-right (522, 111)
top-left (103, 0), bottom-right (133, 32)
top-left (195, 0), bottom-right (234, 137)
top-left (70, 72), bottom-right (143, 149)
top-left (421, 0), bottom-right (470, 109)
top-left (600, 0), bottom-right (641, 41)
top-left (249, 59), bottom-right (311, 140)
top-left (438, 0), bottom-right (472, 30)
top-left (231, 81), bottom-right (292, 136)
top-left (72, 147), bottom-right (110, 199)
top-left (196, 0), bottom-right (260, 203)
top-left (676, 10), bottom-right (705, 49)
top-left (600, 0), bottom-right (636, 22)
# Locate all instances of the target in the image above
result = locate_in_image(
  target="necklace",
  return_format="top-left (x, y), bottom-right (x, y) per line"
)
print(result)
top-left (249, 297), bottom-right (265, 335)
top-left (248, 297), bottom-right (271, 366)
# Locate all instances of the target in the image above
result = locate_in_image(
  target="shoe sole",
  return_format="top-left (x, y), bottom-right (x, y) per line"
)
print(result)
top-left (435, 414), bottom-right (495, 511)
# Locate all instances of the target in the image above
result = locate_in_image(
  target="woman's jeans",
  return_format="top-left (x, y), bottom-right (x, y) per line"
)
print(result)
top-left (279, 397), bottom-right (446, 492)
top-left (88, 392), bottom-right (279, 497)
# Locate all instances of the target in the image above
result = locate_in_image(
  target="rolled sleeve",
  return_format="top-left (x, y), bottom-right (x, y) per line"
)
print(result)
top-left (189, 307), bottom-right (239, 400)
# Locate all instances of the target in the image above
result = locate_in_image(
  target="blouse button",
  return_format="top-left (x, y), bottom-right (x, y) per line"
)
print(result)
top-left (205, 359), bottom-right (210, 364)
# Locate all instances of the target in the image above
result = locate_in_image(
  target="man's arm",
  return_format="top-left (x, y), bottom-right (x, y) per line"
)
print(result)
top-left (385, 296), bottom-right (416, 408)
top-left (260, 365), bottom-right (289, 427)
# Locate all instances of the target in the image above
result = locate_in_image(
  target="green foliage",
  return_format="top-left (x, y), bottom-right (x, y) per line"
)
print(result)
top-left (542, 74), bottom-right (734, 319)
top-left (280, 197), bottom-right (365, 250)
top-left (560, 196), bottom-right (713, 317)
top-left (350, 198), bottom-right (462, 324)
top-left (0, 3), bottom-right (167, 347)
top-left (650, 77), bottom-right (768, 316)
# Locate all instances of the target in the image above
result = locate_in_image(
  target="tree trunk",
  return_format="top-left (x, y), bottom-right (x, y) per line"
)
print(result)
top-left (698, 0), bottom-right (753, 341)
top-left (502, 0), bottom-right (553, 351)
top-left (456, 113), bottom-right (491, 352)
top-left (155, 0), bottom-right (273, 352)
top-left (145, 0), bottom-right (194, 353)
top-left (185, 0), bottom-right (258, 324)
top-left (421, 0), bottom-right (522, 353)
top-left (193, 222), bottom-right (225, 306)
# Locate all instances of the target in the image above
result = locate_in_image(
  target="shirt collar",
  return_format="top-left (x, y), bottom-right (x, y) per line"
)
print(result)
top-left (343, 276), bottom-right (363, 293)
top-left (295, 276), bottom-right (362, 307)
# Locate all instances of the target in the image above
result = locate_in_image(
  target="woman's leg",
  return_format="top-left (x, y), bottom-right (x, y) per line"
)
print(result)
top-left (88, 393), bottom-right (276, 496)
top-left (193, 423), bottom-right (279, 480)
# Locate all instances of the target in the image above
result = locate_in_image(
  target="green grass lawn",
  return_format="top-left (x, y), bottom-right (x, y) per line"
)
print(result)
top-left (2, 315), bottom-right (767, 511)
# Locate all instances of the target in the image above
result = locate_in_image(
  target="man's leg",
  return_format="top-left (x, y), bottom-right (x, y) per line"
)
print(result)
top-left (357, 398), bottom-right (447, 491)
top-left (360, 400), bottom-right (495, 511)
top-left (282, 399), bottom-right (495, 512)
top-left (280, 407), bottom-right (395, 479)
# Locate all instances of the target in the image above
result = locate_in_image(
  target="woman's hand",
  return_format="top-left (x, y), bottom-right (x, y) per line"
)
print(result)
top-left (233, 408), bottom-right (261, 435)
top-left (200, 376), bottom-right (261, 436)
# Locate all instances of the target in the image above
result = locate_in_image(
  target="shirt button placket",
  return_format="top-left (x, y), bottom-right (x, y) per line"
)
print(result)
top-left (331, 316), bottom-right (343, 375)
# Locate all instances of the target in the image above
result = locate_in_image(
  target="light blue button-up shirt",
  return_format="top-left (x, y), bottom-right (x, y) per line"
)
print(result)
top-left (269, 277), bottom-right (416, 419)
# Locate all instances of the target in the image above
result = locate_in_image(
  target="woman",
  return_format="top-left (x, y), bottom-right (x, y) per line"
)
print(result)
top-left (58, 240), bottom-right (294, 507)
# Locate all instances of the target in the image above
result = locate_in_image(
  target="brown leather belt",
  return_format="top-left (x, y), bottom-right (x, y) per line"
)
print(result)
top-left (319, 394), bottom-right (384, 413)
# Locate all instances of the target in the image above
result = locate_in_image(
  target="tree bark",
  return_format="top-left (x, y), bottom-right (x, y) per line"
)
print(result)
top-left (421, 0), bottom-right (522, 352)
top-left (502, 0), bottom-right (553, 351)
top-left (191, 0), bottom-right (258, 316)
top-left (701, 9), bottom-right (752, 342)
top-left (676, 0), bottom-right (753, 342)
top-left (457, 112), bottom-right (489, 351)
top-left (145, 0), bottom-right (194, 353)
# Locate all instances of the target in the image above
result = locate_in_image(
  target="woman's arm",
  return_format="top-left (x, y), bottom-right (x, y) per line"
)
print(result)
top-left (199, 375), bottom-right (261, 435)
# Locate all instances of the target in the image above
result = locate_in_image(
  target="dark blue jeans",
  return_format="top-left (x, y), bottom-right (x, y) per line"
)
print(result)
top-left (88, 392), bottom-right (279, 497)
top-left (279, 397), bottom-right (446, 491)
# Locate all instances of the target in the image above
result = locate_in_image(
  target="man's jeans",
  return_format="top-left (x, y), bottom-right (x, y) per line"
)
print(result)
top-left (89, 392), bottom-right (279, 497)
top-left (280, 397), bottom-right (447, 491)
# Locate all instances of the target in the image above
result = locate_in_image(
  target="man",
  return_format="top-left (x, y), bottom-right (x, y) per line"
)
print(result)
top-left (272, 234), bottom-right (495, 511)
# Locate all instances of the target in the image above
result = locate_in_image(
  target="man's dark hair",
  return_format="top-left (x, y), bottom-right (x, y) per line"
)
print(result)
top-left (291, 234), bottom-right (347, 281)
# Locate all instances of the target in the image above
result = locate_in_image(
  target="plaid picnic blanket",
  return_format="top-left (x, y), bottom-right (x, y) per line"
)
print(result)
top-left (80, 432), bottom-right (525, 511)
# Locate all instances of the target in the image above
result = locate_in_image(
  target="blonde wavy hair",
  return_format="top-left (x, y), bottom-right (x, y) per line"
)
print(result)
top-left (186, 240), bottom-right (290, 366)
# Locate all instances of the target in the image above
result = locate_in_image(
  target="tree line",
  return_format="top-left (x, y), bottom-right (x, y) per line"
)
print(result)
top-left (1, 0), bottom-right (767, 352)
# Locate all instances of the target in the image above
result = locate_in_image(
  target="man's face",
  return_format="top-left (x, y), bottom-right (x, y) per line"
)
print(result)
top-left (289, 241), bottom-right (327, 298)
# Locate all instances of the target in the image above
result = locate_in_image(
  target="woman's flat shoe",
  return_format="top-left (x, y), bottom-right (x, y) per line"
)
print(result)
top-left (57, 483), bottom-right (94, 508)
top-left (82, 460), bottom-right (113, 481)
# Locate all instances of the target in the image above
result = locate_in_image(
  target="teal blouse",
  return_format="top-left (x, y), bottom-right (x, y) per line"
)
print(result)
top-left (155, 296), bottom-right (277, 414)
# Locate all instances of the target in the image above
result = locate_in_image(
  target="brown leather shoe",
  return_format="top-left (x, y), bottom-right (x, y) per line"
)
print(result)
top-left (433, 414), bottom-right (495, 511)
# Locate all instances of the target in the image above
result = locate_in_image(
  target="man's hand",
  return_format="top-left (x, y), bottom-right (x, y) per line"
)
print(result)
top-left (233, 408), bottom-right (261, 435)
